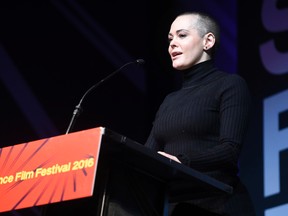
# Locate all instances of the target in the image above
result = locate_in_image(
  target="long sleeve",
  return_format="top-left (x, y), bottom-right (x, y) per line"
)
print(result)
top-left (144, 61), bottom-right (251, 184)
top-left (180, 75), bottom-right (251, 171)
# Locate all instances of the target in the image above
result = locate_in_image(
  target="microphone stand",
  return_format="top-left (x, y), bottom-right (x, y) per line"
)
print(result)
top-left (65, 59), bottom-right (144, 134)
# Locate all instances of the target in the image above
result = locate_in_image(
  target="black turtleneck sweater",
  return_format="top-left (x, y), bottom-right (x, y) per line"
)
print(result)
top-left (145, 60), bottom-right (251, 186)
top-left (144, 60), bottom-right (256, 215)
top-left (145, 60), bottom-right (255, 215)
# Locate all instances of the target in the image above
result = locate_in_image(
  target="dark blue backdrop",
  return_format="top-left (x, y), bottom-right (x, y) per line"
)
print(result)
top-left (239, 0), bottom-right (288, 216)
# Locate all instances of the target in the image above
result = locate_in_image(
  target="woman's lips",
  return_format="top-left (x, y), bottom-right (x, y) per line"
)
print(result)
top-left (171, 52), bottom-right (182, 60)
top-left (172, 51), bottom-right (182, 57)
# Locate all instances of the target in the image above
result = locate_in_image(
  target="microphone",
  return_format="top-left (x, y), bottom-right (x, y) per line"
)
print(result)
top-left (65, 59), bottom-right (145, 134)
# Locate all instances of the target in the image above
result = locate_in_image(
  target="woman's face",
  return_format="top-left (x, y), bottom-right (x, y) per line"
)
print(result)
top-left (168, 14), bottom-right (210, 70)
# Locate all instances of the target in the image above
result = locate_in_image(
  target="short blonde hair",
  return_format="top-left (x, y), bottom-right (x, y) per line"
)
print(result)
top-left (177, 11), bottom-right (220, 57)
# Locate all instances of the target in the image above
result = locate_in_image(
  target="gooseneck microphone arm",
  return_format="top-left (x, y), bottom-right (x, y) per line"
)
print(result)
top-left (65, 59), bottom-right (145, 134)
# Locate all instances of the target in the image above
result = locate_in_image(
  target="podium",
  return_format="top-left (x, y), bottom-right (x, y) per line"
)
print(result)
top-left (0, 127), bottom-right (232, 215)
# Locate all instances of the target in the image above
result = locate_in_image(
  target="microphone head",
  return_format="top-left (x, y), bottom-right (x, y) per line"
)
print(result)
top-left (136, 59), bottom-right (145, 65)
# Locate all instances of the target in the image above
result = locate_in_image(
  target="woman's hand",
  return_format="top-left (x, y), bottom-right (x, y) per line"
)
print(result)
top-left (157, 151), bottom-right (182, 163)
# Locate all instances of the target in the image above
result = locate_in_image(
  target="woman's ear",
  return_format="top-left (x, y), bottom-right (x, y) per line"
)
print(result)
top-left (203, 32), bottom-right (215, 50)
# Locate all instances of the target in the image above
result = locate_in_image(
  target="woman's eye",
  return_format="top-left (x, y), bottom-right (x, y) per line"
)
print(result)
top-left (178, 34), bottom-right (187, 38)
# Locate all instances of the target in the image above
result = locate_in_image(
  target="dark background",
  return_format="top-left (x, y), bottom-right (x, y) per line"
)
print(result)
top-left (0, 0), bottom-right (237, 147)
top-left (1, 1), bottom-right (287, 216)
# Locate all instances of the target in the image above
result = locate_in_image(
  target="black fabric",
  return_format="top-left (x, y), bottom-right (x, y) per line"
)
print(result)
top-left (170, 203), bottom-right (222, 216)
top-left (145, 60), bottom-right (255, 215)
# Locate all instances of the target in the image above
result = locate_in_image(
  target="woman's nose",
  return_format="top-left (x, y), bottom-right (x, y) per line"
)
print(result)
top-left (169, 39), bottom-right (177, 48)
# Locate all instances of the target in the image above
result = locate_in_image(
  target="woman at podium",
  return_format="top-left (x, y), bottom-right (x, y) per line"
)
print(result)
top-left (145, 11), bottom-right (256, 216)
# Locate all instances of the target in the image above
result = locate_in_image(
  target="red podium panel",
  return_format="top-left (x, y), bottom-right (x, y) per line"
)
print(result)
top-left (0, 127), bottom-right (104, 213)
